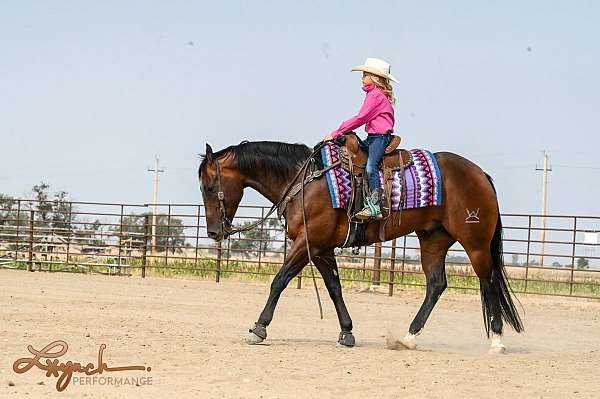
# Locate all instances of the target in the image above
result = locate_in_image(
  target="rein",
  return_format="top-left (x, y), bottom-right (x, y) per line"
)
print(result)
top-left (215, 142), bottom-right (328, 319)
top-left (212, 142), bottom-right (328, 319)
top-left (213, 143), bottom-right (327, 236)
top-left (213, 157), bottom-right (284, 236)
top-left (301, 156), bottom-right (324, 319)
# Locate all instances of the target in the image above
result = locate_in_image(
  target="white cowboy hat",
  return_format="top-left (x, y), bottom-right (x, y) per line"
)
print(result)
top-left (351, 57), bottom-right (398, 83)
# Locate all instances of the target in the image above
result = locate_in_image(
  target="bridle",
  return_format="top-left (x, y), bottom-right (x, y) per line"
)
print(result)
top-left (207, 140), bottom-right (337, 319)
top-left (213, 158), bottom-right (234, 234)
top-left (212, 156), bottom-right (284, 237)
top-left (210, 143), bottom-right (328, 237)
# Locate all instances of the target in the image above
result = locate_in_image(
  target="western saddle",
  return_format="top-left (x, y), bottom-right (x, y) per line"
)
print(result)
top-left (334, 132), bottom-right (412, 246)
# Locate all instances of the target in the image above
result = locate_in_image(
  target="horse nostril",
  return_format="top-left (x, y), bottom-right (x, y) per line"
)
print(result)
top-left (208, 231), bottom-right (225, 241)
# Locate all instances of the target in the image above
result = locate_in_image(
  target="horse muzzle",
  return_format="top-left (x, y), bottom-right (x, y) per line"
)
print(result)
top-left (207, 230), bottom-right (230, 242)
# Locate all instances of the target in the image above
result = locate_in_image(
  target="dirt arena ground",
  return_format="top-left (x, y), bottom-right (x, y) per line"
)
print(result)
top-left (1, 269), bottom-right (599, 398)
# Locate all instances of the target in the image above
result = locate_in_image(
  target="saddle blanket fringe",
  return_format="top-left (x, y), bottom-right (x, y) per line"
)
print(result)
top-left (320, 143), bottom-right (442, 210)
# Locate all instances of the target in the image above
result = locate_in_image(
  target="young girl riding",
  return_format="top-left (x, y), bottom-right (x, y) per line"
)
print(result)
top-left (324, 57), bottom-right (398, 220)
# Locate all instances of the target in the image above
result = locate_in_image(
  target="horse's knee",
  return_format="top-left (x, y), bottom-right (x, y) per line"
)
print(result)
top-left (431, 276), bottom-right (447, 291)
top-left (427, 273), bottom-right (447, 296)
top-left (323, 279), bottom-right (342, 294)
top-left (269, 275), bottom-right (285, 291)
top-left (270, 265), bottom-right (301, 291)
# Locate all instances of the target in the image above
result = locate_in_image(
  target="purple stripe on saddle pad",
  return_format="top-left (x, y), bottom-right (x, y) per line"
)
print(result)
top-left (320, 143), bottom-right (352, 208)
top-left (321, 143), bottom-right (442, 210)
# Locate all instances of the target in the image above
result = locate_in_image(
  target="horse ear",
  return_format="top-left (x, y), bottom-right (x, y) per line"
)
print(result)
top-left (205, 143), bottom-right (213, 162)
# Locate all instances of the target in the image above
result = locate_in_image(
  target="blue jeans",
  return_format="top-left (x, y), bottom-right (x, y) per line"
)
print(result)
top-left (362, 134), bottom-right (392, 190)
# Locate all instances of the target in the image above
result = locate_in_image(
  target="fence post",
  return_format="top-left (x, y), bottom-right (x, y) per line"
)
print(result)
top-left (373, 242), bottom-right (382, 286)
top-left (216, 241), bottom-right (222, 283)
top-left (165, 205), bottom-right (171, 267)
top-left (194, 205), bottom-right (201, 269)
top-left (142, 214), bottom-right (149, 278)
top-left (14, 200), bottom-right (21, 265)
top-left (27, 210), bottom-right (34, 272)
top-left (569, 217), bottom-right (577, 295)
top-left (117, 205), bottom-right (124, 275)
top-left (524, 215), bottom-right (532, 293)
top-left (400, 235), bottom-right (407, 284)
top-left (63, 201), bottom-right (73, 272)
top-left (389, 239), bottom-right (397, 296)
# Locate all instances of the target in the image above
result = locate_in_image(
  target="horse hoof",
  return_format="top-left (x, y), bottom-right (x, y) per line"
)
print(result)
top-left (337, 331), bottom-right (355, 347)
top-left (399, 333), bottom-right (417, 350)
top-left (244, 323), bottom-right (267, 345)
top-left (489, 334), bottom-right (506, 354)
top-left (489, 343), bottom-right (507, 354)
top-left (244, 332), bottom-right (265, 345)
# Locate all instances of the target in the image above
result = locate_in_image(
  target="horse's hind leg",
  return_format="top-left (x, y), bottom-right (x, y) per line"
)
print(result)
top-left (464, 246), bottom-right (506, 353)
top-left (313, 252), bottom-right (355, 347)
top-left (398, 228), bottom-right (455, 350)
top-left (245, 239), bottom-right (308, 344)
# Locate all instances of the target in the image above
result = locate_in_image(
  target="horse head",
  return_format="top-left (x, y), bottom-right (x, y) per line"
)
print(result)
top-left (198, 143), bottom-right (244, 241)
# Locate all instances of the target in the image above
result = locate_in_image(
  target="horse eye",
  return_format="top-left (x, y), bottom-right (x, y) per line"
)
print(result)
top-left (206, 186), bottom-right (215, 193)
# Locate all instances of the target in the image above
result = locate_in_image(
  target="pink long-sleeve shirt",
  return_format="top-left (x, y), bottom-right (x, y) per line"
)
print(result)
top-left (330, 84), bottom-right (395, 139)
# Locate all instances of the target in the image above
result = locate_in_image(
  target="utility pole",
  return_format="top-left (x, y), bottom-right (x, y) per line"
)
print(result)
top-left (147, 157), bottom-right (164, 254)
top-left (535, 151), bottom-right (552, 267)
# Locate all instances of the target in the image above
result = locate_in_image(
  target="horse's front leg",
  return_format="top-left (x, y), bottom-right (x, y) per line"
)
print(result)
top-left (312, 253), bottom-right (355, 347)
top-left (245, 239), bottom-right (308, 344)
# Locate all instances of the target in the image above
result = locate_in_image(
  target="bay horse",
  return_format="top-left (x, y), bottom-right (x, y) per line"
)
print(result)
top-left (198, 140), bottom-right (523, 353)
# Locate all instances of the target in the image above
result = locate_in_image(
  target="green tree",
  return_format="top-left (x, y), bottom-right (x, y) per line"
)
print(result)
top-left (0, 194), bottom-right (17, 226)
top-left (27, 182), bottom-right (76, 235)
top-left (0, 194), bottom-right (30, 245)
top-left (576, 257), bottom-right (589, 269)
top-left (229, 218), bottom-right (282, 258)
top-left (511, 254), bottom-right (520, 266)
top-left (79, 219), bottom-right (104, 246)
top-left (0, 195), bottom-right (17, 244)
top-left (30, 182), bottom-right (53, 224)
top-left (50, 190), bottom-right (74, 234)
top-left (116, 213), bottom-right (187, 253)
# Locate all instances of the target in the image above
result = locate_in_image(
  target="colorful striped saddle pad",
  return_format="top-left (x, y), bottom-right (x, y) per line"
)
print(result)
top-left (320, 143), bottom-right (442, 210)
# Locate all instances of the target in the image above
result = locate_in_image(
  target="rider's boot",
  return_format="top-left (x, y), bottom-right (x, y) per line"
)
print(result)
top-left (355, 188), bottom-right (384, 220)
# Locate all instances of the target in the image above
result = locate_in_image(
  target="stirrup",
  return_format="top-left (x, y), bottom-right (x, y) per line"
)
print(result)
top-left (355, 205), bottom-right (374, 220)
top-left (355, 189), bottom-right (383, 220)
top-left (355, 206), bottom-right (382, 220)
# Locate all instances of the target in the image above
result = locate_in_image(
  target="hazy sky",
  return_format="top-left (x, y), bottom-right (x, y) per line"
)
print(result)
top-left (1, 1), bottom-right (599, 217)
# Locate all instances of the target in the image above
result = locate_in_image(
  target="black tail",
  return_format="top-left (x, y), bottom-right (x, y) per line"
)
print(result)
top-left (482, 174), bottom-right (524, 336)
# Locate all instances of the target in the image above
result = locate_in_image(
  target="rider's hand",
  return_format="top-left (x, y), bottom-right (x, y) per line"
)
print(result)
top-left (323, 134), bottom-right (335, 142)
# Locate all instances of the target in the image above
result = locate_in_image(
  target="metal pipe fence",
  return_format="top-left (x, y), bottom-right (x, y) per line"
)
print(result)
top-left (0, 199), bottom-right (599, 299)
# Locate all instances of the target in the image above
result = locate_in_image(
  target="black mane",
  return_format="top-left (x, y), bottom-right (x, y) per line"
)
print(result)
top-left (200, 141), bottom-right (320, 181)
